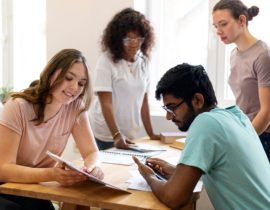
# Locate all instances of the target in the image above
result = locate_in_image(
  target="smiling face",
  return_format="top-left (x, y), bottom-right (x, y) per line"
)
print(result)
top-left (50, 62), bottom-right (87, 106)
top-left (162, 94), bottom-right (197, 132)
top-left (122, 31), bottom-right (144, 61)
top-left (212, 9), bottom-right (243, 45)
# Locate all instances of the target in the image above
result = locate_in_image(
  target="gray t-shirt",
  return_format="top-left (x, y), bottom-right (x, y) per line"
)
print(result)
top-left (229, 40), bottom-right (270, 132)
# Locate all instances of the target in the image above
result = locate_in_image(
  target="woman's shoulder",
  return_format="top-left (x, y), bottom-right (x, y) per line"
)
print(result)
top-left (1, 97), bottom-right (33, 120)
top-left (257, 40), bottom-right (270, 47)
top-left (5, 97), bottom-right (31, 109)
top-left (254, 40), bottom-right (270, 52)
top-left (253, 40), bottom-right (270, 62)
top-left (98, 51), bottom-right (114, 63)
top-left (95, 51), bottom-right (116, 69)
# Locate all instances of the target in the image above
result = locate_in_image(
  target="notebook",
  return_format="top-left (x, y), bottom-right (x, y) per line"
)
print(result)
top-left (100, 145), bottom-right (166, 166)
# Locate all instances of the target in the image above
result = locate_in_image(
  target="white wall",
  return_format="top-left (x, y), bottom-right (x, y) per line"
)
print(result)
top-left (47, 0), bottom-right (133, 68)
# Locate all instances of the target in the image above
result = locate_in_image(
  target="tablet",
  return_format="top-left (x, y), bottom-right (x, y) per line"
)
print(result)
top-left (46, 151), bottom-right (130, 193)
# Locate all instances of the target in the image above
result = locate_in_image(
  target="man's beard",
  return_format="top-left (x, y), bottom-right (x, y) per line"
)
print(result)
top-left (173, 106), bottom-right (197, 132)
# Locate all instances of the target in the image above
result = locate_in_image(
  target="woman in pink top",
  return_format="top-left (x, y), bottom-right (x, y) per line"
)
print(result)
top-left (0, 49), bottom-right (104, 209)
top-left (212, 0), bottom-right (270, 161)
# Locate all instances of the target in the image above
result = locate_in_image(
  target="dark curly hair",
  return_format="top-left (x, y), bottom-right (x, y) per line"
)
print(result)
top-left (101, 7), bottom-right (154, 63)
top-left (213, 0), bottom-right (259, 25)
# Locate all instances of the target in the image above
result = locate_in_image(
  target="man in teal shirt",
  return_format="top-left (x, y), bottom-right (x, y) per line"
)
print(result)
top-left (133, 63), bottom-right (270, 210)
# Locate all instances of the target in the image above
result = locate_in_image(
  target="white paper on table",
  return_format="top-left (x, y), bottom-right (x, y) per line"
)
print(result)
top-left (127, 170), bottom-right (151, 191)
top-left (127, 170), bottom-right (203, 192)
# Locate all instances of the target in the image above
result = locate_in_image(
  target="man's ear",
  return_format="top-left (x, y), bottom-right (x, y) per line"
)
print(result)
top-left (191, 93), bottom-right (204, 111)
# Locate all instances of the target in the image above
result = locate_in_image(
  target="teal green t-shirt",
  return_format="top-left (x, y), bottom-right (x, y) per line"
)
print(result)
top-left (179, 106), bottom-right (270, 210)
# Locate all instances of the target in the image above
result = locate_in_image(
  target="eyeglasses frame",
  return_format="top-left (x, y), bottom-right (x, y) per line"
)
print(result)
top-left (162, 100), bottom-right (185, 116)
top-left (123, 37), bottom-right (145, 46)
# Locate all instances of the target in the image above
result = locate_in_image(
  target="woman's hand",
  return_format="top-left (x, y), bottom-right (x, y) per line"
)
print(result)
top-left (82, 166), bottom-right (104, 180)
top-left (149, 134), bottom-right (161, 140)
top-left (114, 135), bottom-right (134, 149)
top-left (53, 163), bottom-right (88, 187)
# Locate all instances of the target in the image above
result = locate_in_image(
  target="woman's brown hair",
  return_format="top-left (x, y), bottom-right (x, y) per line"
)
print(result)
top-left (213, 0), bottom-right (259, 25)
top-left (11, 49), bottom-right (93, 125)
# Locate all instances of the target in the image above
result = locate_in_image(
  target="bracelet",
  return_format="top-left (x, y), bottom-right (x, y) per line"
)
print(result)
top-left (112, 131), bottom-right (120, 139)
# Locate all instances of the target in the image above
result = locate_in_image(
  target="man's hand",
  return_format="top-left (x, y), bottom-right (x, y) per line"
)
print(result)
top-left (145, 158), bottom-right (175, 179)
top-left (132, 156), bottom-right (158, 183)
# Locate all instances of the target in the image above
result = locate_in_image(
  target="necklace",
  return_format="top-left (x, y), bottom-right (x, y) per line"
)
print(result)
top-left (127, 62), bottom-right (134, 73)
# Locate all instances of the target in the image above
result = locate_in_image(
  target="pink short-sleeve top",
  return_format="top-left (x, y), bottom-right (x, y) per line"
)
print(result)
top-left (0, 98), bottom-right (82, 168)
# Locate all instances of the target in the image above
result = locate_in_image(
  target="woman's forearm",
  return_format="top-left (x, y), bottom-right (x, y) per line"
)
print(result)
top-left (83, 151), bottom-right (100, 168)
top-left (252, 110), bottom-right (270, 135)
top-left (0, 163), bottom-right (54, 183)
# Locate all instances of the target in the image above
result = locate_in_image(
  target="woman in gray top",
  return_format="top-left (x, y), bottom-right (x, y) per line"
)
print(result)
top-left (212, 0), bottom-right (270, 161)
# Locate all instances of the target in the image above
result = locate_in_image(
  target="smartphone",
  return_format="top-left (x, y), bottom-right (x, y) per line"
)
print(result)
top-left (145, 162), bottom-right (167, 181)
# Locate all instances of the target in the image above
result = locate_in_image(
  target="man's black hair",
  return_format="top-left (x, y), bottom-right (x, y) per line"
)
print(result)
top-left (155, 63), bottom-right (217, 108)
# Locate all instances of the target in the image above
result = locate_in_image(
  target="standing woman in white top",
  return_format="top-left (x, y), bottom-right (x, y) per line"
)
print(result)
top-left (212, 0), bottom-right (270, 161)
top-left (91, 8), bottom-right (160, 150)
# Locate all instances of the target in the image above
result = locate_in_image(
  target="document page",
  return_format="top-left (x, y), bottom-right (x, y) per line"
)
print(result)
top-left (127, 170), bottom-right (203, 192)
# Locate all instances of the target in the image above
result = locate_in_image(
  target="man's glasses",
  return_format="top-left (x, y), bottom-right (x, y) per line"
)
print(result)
top-left (123, 37), bottom-right (145, 46)
top-left (162, 100), bottom-right (185, 116)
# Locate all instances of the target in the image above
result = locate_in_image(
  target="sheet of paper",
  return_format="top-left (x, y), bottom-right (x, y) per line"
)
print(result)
top-left (127, 171), bottom-right (151, 191)
top-left (127, 170), bottom-right (203, 192)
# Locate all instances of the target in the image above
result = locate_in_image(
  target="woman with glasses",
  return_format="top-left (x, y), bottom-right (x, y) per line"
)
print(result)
top-left (91, 8), bottom-right (160, 150)
top-left (212, 0), bottom-right (270, 161)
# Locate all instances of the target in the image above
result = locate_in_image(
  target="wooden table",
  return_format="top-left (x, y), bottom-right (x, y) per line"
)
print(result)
top-left (0, 139), bottom-right (200, 210)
